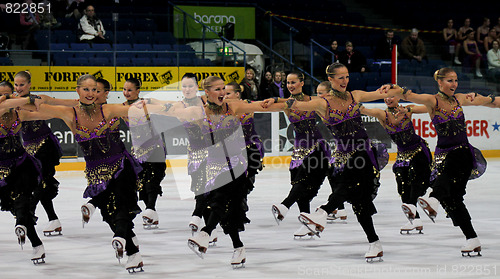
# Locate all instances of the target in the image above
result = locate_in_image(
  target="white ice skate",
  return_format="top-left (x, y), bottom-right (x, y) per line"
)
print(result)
top-left (31, 244), bottom-right (46, 265)
top-left (327, 209), bottom-right (347, 223)
top-left (126, 252), bottom-right (144, 273)
top-left (231, 246), bottom-right (246, 269)
top-left (43, 219), bottom-right (62, 236)
top-left (271, 204), bottom-right (288, 225)
top-left (188, 231), bottom-right (210, 258)
top-left (418, 197), bottom-right (439, 223)
top-left (15, 224), bottom-right (27, 249)
top-left (81, 203), bottom-right (95, 228)
top-left (142, 209), bottom-right (159, 229)
top-left (298, 208), bottom-right (327, 237)
top-left (111, 237), bottom-right (126, 263)
top-left (365, 240), bottom-right (383, 263)
top-left (189, 215), bottom-right (202, 235)
top-left (209, 230), bottom-right (218, 247)
top-left (461, 237), bottom-right (482, 257)
top-left (400, 219), bottom-right (423, 234)
top-left (401, 203), bottom-right (417, 223)
top-left (293, 224), bottom-right (315, 240)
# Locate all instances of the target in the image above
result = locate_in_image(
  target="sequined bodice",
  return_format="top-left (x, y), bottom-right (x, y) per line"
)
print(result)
top-left (0, 112), bottom-right (24, 158)
top-left (73, 107), bottom-right (123, 160)
top-left (321, 95), bottom-right (369, 145)
top-left (431, 95), bottom-right (468, 148)
top-left (384, 112), bottom-right (422, 151)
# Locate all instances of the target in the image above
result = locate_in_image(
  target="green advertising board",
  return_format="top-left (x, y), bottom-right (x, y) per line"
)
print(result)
top-left (174, 6), bottom-right (255, 39)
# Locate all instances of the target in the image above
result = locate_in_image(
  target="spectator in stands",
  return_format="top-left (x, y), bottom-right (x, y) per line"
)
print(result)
top-left (443, 19), bottom-right (461, 65)
top-left (457, 18), bottom-right (474, 65)
top-left (40, 1), bottom-right (61, 29)
top-left (494, 17), bottom-right (500, 37)
top-left (374, 29), bottom-right (399, 60)
top-left (77, 5), bottom-right (109, 44)
top-left (463, 29), bottom-right (483, 78)
top-left (239, 67), bottom-right (261, 101)
top-left (259, 70), bottom-right (273, 100)
top-left (338, 41), bottom-right (366, 73)
top-left (19, 0), bottom-right (40, 49)
top-left (483, 29), bottom-right (498, 53)
top-left (66, 0), bottom-right (86, 20)
top-left (323, 40), bottom-right (340, 67)
top-left (401, 28), bottom-right (426, 62)
top-left (476, 17), bottom-right (490, 53)
top-left (270, 71), bottom-right (290, 98)
top-left (487, 40), bottom-right (500, 82)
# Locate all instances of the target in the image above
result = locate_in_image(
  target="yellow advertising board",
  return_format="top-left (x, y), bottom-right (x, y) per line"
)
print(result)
top-left (0, 66), bottom-right (244, 91)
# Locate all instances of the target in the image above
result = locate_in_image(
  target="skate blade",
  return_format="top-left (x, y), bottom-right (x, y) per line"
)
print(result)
top-left (297, 216), bottom-right (321, 238)
top-left (366, 256), bottom-right (383, 263)
top-left (127, 263), bottom-right (144, 273)
top-left (143, 223), bottom-right (159, 230)
top-left (43, 229), bottom-right (63, 237)
top-left (209, 238), bottom-right (217, 247)
top-left (400, 229), bottom-right (424, 235)
top-left (418, 200), bottom-right (436, 223)
top-left (32, 256), bottom-right (46, 265)
top-left (271, 205), bottom-right (283, 225)
top-left (462, 247), bottom-right (482, 257)
top-left (15, 229), bottom-right (26, 249)
top-left (187, 240), bottom-right (206, 259)
top-left (231, 260), bottom-right (246, 269)
top-left (401, 205), bottom-right (415, 223)
top-left (298, 215), bottom-right (324, 233)
top-left (294, 234), bottom-right (315, 240)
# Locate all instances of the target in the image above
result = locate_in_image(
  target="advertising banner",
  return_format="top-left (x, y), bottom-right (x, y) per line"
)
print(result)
top-left (0, 66), bottom-right (244, 92)
top-left (173, 5), bottom-right (255, 39)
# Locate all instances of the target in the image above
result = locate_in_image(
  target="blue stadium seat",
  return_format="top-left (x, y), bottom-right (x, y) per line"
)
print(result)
top-left (154, 57), bottom-right (173, 66)
top-left (115, 43), bottom-right (132, 51)
top-left (115, 57), bottom-right (131, 66)
top-left (90, 57), bottom-right (112, 66)
top-left (54, 30), bottom-right (76, 44)
top-left (67, 57), bottom-right (90, 66)
top-left (116, 31), bottom-right (134, 44)
top-left (132, 57), bottom-right (153, 66)
top-left (50, 43), bottom-right (70, 51)
top-left (34, 30), bottom-right (50, 50)
top-left (0, 57), bottom-right (13, 66)
top-left (70, 43), bottom-right (91, 51)
top-left (133, 31), bottom-right (154, 44)
top-left (133, 43), bottom-right (153, 51)
top-left (154, 32), bottom-right (176, 45)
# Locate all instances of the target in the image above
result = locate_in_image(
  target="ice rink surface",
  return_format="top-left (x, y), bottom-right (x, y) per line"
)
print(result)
top-left (1, 159), bottom-right (500, 279)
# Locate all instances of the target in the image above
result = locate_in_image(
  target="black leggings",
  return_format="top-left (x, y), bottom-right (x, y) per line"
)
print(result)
top-left (92, 159), bottom-right (141, 256)
top-left (0, 157), bottom-right (42, 247)
top-left (431, 147), bottom-right (477, 239)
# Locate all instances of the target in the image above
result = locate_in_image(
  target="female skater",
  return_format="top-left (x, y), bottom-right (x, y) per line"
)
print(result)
top-left (121, 78), bottom-right (166, 229)
top-left (15, 74), bottom-right (146, 272)
top-left (360, 96), bottom-right (432, 234)
top-left (14, 71), bottom-right (63, 236)
top-left (285, 63), bottom-right (393, 262)
top-left (151, 75), bottom-right (282, 267)
top-left (0, 81), bottom-right (46, 264)
top-left (270, 72), bottom-right (331, 239)
top-left (389, 67), bottom-right (491, 256)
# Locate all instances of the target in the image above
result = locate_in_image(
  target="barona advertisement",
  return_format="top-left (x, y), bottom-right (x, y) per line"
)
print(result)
top-left (174, 6), bottom-right (255, 39)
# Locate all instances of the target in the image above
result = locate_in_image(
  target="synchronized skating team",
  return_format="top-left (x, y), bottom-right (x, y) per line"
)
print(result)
top-left (0, 64), bottom-right (497, 273)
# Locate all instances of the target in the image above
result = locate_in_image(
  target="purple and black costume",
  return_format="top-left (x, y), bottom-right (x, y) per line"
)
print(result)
top-left (123, 100), bottom-right (166, 211)
top-left (428, 95), bottom-right (485, 236)
top-left (383, 110), bottom-right (432, 213)
top-left (280, 101), bottom-right (330, 214)
top-left (73, 105), bottom-right (142, 256)
top-left (0, 111), bottom-right (43, 248)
